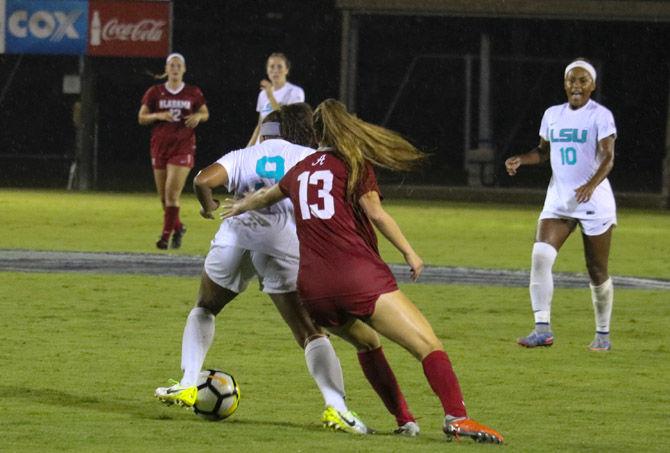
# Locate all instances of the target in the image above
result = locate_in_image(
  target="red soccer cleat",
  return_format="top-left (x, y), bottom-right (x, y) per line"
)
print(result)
top-left (444, 417), bottom-right (504, 444)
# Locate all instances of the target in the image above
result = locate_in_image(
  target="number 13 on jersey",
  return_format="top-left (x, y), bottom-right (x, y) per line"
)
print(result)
top-left (297, 170), bottom-right (335, 220)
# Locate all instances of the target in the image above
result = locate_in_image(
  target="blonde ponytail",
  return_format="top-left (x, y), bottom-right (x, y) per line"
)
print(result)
top-left (314, 99), bottom-right (425, 200)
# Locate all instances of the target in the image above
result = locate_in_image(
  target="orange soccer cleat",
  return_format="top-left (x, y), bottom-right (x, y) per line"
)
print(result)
top-left (444, 417), bottom-right (504, 444)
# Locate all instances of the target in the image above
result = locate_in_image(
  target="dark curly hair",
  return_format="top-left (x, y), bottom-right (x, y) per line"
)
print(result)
top-left (279, 102), bottom-right (316, 148)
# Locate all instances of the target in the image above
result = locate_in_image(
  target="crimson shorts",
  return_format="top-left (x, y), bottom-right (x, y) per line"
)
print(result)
top-left (301, 292), bottom-right (383, 327)
top-left (150, 138), bottom-right (195, 170)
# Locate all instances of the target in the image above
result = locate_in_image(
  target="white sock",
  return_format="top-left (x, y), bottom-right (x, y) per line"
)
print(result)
top-left (590, 277), bottom-right (613, 334)
top-left (529, 242), bottom-right (558, 326)
top-left (180, 307), bottom-right (215, 387)
top-left (304, 336), bottom-right (348, 413)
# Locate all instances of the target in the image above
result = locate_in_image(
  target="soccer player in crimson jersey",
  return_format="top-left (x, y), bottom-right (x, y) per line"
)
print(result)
top-left (221, 99), bottom-right (504, 444)
top-left (138, 53), bottom-right (209, 250)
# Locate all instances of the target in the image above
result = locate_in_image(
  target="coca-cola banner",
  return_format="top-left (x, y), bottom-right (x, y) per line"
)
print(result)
top-left (87, 0), bottom-right (171, 57)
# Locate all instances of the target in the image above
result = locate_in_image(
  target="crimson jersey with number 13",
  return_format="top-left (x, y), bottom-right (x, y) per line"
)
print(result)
top-left (278, 151), bottom-right (398, 302)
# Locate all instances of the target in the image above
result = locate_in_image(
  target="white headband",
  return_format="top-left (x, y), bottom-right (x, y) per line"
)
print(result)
top-left (564, 61), bottom-right (596, 82)
top-left (166, 53), bottom-right (185, 65)
top-left (260, 121), bottom-right (281, 137)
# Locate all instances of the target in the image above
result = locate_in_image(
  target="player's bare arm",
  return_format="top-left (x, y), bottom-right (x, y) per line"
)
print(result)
top-left (185, 105), bottom-right (210, 129)
top-left (261, 79), bottom-right (281, 111)
top-left (138, 104), bottom-right (174, 125)
top-left (574, 134), bottom-right (616, 203)
top-left (247, 115), bottom-right (263, 147)
top-left (193, 163), bottom-right (228, 219)
top-left (358, 190), bottom-right (424, 281)
top-left (219, 184), bottom-right (285, 220)
top-left (505, 138), bottom-right (550, 176)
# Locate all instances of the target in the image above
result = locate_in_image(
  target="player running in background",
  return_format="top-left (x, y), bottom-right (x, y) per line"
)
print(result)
top-left (505, 58), bottom-right (617, 351)
top-left (247, 52), bottom-right (305, 146)
top-left (138, 53), bottom-right (209, 250)
top-left (220, 99), bottom-right (504, 444)
top-left (155, 103), bottom-right (417, 435)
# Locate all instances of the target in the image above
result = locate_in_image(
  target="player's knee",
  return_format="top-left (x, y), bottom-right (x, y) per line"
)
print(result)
top-left (586, 262), bottom-right (608, 285)
top-left (164, 193), bottom-right (180, 206)
top-left (531, 242), bottom-right (558, 274)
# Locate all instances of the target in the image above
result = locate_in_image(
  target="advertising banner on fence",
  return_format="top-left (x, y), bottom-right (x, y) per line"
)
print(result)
top-left (4, 0), bottom-right (88, 54)
top-left (87, 0), bottom-right (171, 57)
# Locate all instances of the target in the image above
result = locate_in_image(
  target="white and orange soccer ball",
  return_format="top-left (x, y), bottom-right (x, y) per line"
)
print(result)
top-left (193, 369), bottom-right (240, 421)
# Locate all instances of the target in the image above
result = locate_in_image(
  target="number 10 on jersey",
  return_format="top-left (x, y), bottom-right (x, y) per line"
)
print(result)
top-left (559, 147), bottom-right (577, 165)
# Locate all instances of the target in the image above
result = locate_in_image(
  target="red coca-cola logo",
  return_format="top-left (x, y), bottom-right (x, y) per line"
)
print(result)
top-left (101, 19), bottom-right (165, 42)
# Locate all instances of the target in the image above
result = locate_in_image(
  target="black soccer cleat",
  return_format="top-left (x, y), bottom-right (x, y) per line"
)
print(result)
top-left (156, 237), bottom-right (169, 250)
top-left (171, 225), bottom-right (186, 249)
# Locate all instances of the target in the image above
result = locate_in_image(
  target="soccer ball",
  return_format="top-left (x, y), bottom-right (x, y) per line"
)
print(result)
top-left (193, 369), bottom-right (240, 421)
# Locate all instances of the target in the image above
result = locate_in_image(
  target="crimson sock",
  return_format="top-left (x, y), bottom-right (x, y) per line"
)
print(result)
top-left (422, 350), bottom-right (467, 418)
top-left (162, 206), bottom-right (179, 240)
top-left (357, 346), bottom-right (415, 425)
top-left (174, 209), bottom-right (183, 232)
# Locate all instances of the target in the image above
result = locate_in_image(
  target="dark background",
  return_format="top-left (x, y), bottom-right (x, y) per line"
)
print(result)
top-left (1, 0), bottom-right (668, 192)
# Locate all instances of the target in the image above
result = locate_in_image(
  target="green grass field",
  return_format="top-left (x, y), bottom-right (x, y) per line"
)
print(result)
top-left (1, 189), bottom-right (669, 452)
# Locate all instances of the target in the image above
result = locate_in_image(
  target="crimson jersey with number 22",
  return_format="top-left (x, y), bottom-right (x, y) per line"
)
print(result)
top-left (278, 151), bottom-right (397, 302)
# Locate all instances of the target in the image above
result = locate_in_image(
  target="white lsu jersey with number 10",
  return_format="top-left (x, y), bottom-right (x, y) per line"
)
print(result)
top-left (212, 138), bottom-right (315, 258)
top-left (539, 99), bottom-right (617, 219)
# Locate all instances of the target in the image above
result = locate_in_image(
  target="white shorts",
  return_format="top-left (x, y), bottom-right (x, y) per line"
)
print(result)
top-left (539, 211), bottom-right (617, 236)
top-left (204, 245), bottom-right (298, 294)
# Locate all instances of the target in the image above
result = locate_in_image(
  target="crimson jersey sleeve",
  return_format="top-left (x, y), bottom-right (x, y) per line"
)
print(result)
top-left (141, 85), bottom-right (160, 110)
top-left (354, 162), bottom-right (384, 201)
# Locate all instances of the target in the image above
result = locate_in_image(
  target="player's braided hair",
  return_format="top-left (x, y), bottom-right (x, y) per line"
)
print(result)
top-left (278, 103), bottom-right (316, 148)
top-left (314, 98), bottom-right (425, 201)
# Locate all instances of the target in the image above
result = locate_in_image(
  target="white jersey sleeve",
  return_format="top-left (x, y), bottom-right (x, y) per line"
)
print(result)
top-left (215, 149), bottom-right (245, 193)
top-left (285, 84), bottom-right (305, 104)
top-left (595, 106), bottom-right (617, 141)
top-left (255, 90), bottom-right (264, 114)
top-left (539, 108), bottom-right (550, 141)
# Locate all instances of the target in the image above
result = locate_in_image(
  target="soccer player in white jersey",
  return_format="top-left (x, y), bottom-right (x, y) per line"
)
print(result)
top-left (155, 104), bottom-right (376, 434)
top-left (505, 58), bottom-right (617, 351)
top-left (247, 52), bottom-right (305, 146)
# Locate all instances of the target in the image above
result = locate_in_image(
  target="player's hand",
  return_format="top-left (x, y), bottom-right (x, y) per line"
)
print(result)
top-left (260, 79), bottom-right (273, 92)
top-left (574, 183), bottom-right (596, 203)
top-left (184, 113), bottom-right (202, 128)
top-left (155, 111), bottom-right (174, 122)
top-left (404, 251), bottom-right (424, 282)
top-left (219, 198), bottom-right (244, 220)
top-left (505, 156), bottom-right (522, 176)
top-left (199, 199), bottom-right (220, 219)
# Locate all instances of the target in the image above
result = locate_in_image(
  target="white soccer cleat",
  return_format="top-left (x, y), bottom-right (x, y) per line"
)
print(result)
top-left (394, 420), bottom-right (420, 436)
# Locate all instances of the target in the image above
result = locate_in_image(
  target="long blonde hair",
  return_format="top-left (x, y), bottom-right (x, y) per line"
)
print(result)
top-left (314, 99), bottom-right (425, 200)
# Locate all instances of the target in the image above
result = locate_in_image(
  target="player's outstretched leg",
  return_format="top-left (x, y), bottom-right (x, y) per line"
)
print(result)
top-left (444, 416), bottom-right (504, 444)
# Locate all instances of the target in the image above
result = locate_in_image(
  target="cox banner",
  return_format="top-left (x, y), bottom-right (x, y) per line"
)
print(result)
top-left (88, 0), bottom-right (170, 57)
top-left (4, 0), bottom-right (88, 54)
